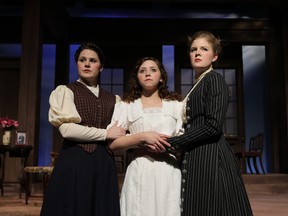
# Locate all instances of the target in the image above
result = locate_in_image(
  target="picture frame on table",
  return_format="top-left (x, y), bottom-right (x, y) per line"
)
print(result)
top-left (16, 131), bottom-right (28, 145)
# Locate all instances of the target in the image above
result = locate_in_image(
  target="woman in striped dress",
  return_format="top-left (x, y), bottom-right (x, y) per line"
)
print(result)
top-left (165, 31), bottom-right (253, 216)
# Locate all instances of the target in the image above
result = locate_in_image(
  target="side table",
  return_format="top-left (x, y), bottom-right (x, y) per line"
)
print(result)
top-left (0, 145), bottom-right (33, 196)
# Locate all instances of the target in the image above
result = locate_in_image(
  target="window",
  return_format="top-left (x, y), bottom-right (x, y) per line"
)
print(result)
top-left (100, 68), bottom-right (124, 97)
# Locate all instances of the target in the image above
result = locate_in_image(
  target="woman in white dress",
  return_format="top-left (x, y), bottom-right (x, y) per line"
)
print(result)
top-left (107, 57), bottom-right (183, 216)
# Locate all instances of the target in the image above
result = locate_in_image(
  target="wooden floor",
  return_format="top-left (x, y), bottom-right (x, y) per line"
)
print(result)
top-left (0, 174), bottom-right (288, 216)
top-left (243, 173), bottom-right (288, 216)
top-left (249, 193), bottom-right (288, 216)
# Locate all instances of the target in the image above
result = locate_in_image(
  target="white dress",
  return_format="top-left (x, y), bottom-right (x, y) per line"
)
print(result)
top-left (108, 98), bottom-right (183, 216)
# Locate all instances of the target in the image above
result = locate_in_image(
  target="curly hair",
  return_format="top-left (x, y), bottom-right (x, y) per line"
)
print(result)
top-left (123, 57), bottom-right (182, 103)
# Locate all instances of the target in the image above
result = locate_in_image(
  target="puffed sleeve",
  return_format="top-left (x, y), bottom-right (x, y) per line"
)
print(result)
top-left (107, 101), bottom-right (129, 130)
top-left (115, 95), bottom-right (122, 103)
top-left (48, 85), bottom-right (81, 128)
top-left (175, 101), bottom-right (185, 136)
top-left (48, 85), bottom-right (107, 141)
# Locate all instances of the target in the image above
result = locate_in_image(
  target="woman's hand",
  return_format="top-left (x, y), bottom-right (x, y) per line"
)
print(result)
top-left (138, 131), bottom-right (171, 152)
top-left (106, 121), bottom-right (126, 140)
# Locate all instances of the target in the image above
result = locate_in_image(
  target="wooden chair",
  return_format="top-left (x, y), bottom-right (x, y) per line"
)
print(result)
top-left (225, 135), bottom-right (246, 173)
top-left (235, 133), bottom-right (265, 174)
top-left (22, 151), bottom-right (59, 204)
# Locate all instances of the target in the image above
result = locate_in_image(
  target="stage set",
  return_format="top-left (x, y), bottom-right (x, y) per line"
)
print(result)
top-left (0, 173), bottom-right (288, 216)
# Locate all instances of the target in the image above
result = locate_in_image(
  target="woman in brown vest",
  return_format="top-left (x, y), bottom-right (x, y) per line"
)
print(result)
top-left (40, 43), bottom-right (125, 216)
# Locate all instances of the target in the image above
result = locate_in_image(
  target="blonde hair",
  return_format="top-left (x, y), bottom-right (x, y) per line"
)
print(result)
top-left (188, 30), bottom-right (222, 55)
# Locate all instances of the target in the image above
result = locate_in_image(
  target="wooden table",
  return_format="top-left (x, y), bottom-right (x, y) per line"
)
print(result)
top-left (0, 145), bottom-right (33, 196)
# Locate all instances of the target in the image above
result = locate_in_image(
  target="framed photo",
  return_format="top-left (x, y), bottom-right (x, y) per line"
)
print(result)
top-left (16, 131), bottom-right (28, 145)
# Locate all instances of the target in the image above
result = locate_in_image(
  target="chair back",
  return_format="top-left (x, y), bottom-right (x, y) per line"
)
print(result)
top-left (50, 152), bottom-right (59, 166)
top-left (249, 133), bottom-right (264, 154)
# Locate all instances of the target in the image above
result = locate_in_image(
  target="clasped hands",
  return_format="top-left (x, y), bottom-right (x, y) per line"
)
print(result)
top-left (138, 131), bottom-right (171, 153)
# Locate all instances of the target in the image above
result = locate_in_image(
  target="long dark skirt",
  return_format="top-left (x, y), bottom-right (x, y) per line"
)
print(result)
top-left (40, 144), bottom-right (120, 216)
top-left (181, 138), bottom-right (253, 216)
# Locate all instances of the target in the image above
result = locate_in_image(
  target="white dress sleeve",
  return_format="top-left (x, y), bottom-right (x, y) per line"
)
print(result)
top-left (107, 101), bottom-right (129, 130)
top-left (175, 101), bottom-right (185, 136)
top-left (48, 85), bottom-right (107, 142)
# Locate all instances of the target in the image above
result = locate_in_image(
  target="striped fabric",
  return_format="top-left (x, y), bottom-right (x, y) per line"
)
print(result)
top-left (168, 71), bottom-right (253, 216)
top-left (66, 82), bottom-right (116, 153)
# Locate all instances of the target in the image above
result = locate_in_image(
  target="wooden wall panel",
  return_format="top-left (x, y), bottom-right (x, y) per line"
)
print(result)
top-left (0, 58), bottom-right (20, 121)
top-left (0, 57), bottom-right (22, 182)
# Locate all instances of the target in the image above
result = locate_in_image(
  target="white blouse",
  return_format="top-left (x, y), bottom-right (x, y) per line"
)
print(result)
top-left (48, 79), bottom-right (120, 142)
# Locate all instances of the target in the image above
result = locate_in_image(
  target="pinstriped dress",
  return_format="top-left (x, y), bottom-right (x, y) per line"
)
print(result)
top-left (167, 71), bottom-right (253, 216)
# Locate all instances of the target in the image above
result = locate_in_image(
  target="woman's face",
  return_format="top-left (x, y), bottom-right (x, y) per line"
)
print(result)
top-left (189, 37), bottom-right (218, 73)
top-left (77, 49), bottom-right (102, 85)
top-left (137, 60), bottom-right (162, 91)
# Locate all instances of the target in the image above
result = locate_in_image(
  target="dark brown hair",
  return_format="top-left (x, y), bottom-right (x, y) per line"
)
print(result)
top-left (123, 57), bottom-right (182, 102)
top-left (74, 43), bottom-right (105, 65)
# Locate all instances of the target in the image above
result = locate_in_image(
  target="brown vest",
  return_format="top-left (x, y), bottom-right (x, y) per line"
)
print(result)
top-left (66, 81), bottom-right (116, 153)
